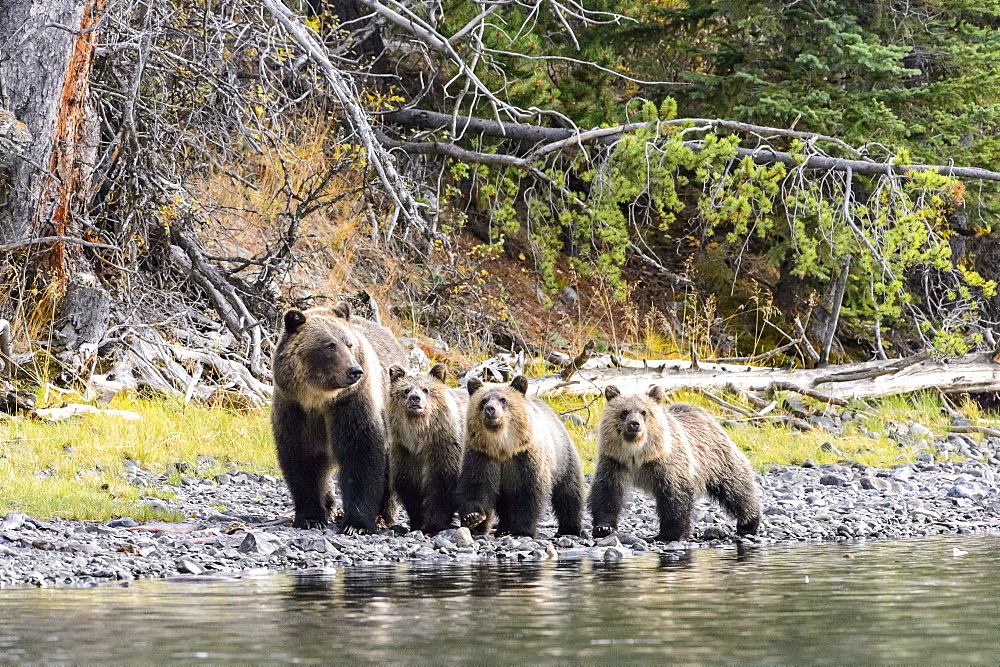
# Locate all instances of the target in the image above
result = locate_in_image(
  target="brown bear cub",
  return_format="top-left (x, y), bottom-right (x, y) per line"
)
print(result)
top-left (589, 385), bottom-right (761, 542)
top-left (456, 375), bottom-right (584, 538)
top-left (271, 303), bottom-right (406, 533)
top-left (386, 363), bottom-right (468, 533)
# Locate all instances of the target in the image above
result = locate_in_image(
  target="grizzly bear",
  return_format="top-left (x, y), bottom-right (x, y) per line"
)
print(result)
top-left (386, 363), bottom-right (467, 533)
top-left (455, 375), bottom-right (584, 538)
top-left (271, 302), bottom-right (406, 533)
top-left (589, 385), bottom-right (761, 542)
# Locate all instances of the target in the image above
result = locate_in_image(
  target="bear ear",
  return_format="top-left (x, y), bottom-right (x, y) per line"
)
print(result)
top-left (466, 377), bottom-right (483, 396)
top-left (388, 365), bottom-right (406, 383)
top-left (332, 301), bottom-right (352, 320)
top-left (283, 309), bottom-right (307, 333)
top-left (604, 385), bottom-right (621, 401)
top-left (510, 375), bottom-right (529, 395)
top-left (647, 385), bottom-right (665, 403)
top-left (429, 363), bottom-right (448, 383)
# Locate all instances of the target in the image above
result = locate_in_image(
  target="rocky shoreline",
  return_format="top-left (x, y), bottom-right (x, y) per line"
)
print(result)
top-left (2, 446), bottom-right (1000, 588)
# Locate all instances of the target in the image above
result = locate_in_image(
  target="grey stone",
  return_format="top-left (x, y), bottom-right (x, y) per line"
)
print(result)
top-left (820, 474), bottom-right (847, 486)
top-left (237, 532), bottom-right (283, 556)
top-left (602, 547), bottom-right (624, 562)
top-left (700, 526), bottom-right (728, 540)
top-left (438, 527), bottom-right (474, 548)
top-left (596, 535), bottom-right (623, 548)
top-left (908, 423), bottom-right (932, 438)
top-left (176, 558), bottom-right (204, 575)
top-left (432, 536), bottom-right (458, 551)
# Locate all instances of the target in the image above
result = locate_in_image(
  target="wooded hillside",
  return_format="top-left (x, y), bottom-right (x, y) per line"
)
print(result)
top-left (3, 0), bottom-right (1000, 399)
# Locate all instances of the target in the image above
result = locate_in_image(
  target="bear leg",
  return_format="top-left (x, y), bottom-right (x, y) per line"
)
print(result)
top-left (330, 411), bottom-right (388, 535)
top-left (501, 451), bottom-right (543, 537)
top-left (642, 460), bottom-right (694, 542)
top-left (551, 470), bottom-right (584, 537)
top-left (456, 449), bottom-right (501, 531)
top-left (707, 469), bottom-right (762, 536)
top-left (273, 402), bottom-right (334, 529)
top-left (420, 441), bottom-right (462, 533)
top-left (391, 446), bottom-right (425, 531)
top-left (588, 455), bottom-right (628, 538)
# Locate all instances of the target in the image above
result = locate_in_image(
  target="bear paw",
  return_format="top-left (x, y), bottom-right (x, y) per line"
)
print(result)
top-left (292, 517), bottom-right (329, 530)
top-left (592, 525), bottom-right (615, 539)
top-left (460, 511), bottom-right (487, 529)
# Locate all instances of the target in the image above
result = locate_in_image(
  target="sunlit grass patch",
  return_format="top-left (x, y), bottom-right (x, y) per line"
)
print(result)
top-left (0, 394), bottom-right (276, 521)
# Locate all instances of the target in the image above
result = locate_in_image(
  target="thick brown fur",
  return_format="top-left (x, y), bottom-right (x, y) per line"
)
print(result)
top-left (455, 375), bottom-right (584, 537)
top-left (386, 363), bottom-right (467, 533)
top-left (271, 303), bottom-right (406, 532)
top-left (589, 385), bottom-right (761, 541)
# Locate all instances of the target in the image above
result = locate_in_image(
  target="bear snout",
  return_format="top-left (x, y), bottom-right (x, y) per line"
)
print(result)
top-left (406, 391), bottom-right (426, 412)
top-left (346, 366), bottom-right (364, 383)
top-left (626, 419), bottom-right (643, 433)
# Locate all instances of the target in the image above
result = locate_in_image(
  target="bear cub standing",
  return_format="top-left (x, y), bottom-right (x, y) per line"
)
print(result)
top-left (386, 363), bottom-right (468, 533)
top-left (589, 385), bottom-right (761, 541)
top-left (456, 375), bottom-right (584, 538)
top-left (271, 303), bottom-right (406, 533)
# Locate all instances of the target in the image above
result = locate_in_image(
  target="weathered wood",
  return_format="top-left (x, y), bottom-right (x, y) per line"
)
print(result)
top-left (530, 352), bottom-right (1000, 401)
top-left (0, 0), bottom-right (103, 278)
top-left (52, 272), bottom-right (111, 350)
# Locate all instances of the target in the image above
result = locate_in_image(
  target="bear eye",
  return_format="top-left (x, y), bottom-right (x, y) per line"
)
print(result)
top-left (326, 342), bottom-right (337, 350)
top-left (620, 410), bottom-right (628, 419)
top-left (641, 410), bottom-right (647, 417)
top-left (344, 341), bottom-right (353, 349)
top-left (480, 399), bottom-right (488, 407)
top-left (499, 397), bottom-right (507, 406)
top-left (422, 387), bottom-right (429, 394)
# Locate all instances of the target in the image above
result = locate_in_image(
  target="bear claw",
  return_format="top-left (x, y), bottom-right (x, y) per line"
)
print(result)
top-left (461, 511), bottom-right (486, 528)
top-left (292, 517), bottom-right (329, 530)
top-left (592, 525), bottom-right (614, 538)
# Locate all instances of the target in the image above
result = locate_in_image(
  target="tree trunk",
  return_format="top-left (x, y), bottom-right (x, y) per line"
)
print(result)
top-left (0, 0), bottom-right (104, 281)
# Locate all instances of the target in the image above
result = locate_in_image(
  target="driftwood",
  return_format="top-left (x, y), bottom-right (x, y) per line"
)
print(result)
top-left (530, 351), bottom-right (1000, 401)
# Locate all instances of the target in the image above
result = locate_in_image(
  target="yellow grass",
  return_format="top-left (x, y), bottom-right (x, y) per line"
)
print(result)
top-left (0, 394), bottom-right (276, 522)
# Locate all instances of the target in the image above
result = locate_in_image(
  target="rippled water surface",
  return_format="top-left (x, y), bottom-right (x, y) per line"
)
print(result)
top-left (1, 535), bottom-right (999, 663)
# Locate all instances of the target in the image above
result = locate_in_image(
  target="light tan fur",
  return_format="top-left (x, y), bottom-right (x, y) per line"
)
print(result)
top-left (465, 383), bottom-right (559, 493)
top-left (598, 394), bottom-right (752, 499)
top-left (387, 377), bottom-right (467, 457)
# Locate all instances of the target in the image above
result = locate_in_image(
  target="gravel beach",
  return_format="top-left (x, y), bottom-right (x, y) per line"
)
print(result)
top-left (2, 433), bottom-right (1000, 588)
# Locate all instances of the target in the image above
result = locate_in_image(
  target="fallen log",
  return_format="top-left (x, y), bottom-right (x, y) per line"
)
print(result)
top-left (530, 351), bottom-right (1000, 401)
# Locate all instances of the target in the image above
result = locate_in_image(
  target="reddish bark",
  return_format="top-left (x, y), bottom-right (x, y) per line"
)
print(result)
top-left (41, 0), bottom-right (105, 281)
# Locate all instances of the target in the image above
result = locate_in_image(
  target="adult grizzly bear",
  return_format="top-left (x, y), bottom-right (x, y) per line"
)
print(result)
top-left (271, 303), bottom-right (406, 533)
top-left (456, 375), bottom-right (584, 538)
top-left (386, 363), bottom-right (467, 533)
top-left (589, 385), bottom-right (761, 542)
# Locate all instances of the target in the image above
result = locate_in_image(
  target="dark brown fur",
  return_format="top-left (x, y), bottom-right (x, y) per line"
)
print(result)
top-left (386, 363), bottom-right (467, 533)
top-left (455, 375), bottom-right (584, 537)
top-left (271, 303), bottom-right (406, 533)
top-left (589, 385), bottom-right (761, 541)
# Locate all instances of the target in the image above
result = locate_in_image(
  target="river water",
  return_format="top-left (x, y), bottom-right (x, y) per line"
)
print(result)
top-left (1, 534), bottom-right (997, 663)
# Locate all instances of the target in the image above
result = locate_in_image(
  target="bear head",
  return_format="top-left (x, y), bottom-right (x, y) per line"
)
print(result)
top-left (280, 303), bottom-right (367, 394)
top-left (388, 363), bottom-right (449, 419)
top-left (602, 385), bottom-right (665, 444)
top-left (466, 375), bottom-right (529, 431)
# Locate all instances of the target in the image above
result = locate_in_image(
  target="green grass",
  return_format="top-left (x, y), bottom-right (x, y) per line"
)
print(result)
top-left (0, 388), bottom-right (988, 522)
top-left (0, 393), bottom-right (276, 522)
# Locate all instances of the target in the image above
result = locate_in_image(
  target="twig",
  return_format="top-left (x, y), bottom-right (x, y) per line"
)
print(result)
top-left (0, 236), bottom-right (117, 252)
top-left (760, 381), bottom-right (850, 408)
top-left (560, 340), bottom-right (596, 380)
top-left (947, 424), bottom-right (1000, 439)
top-left (793, 317), bottom-right (821, 362)
top-left (820, 254), bottom-right (852, 365)
top-left (713, 339), bottom-right (801, 364)
top-left (694, 388), bottom-right (757, 418)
